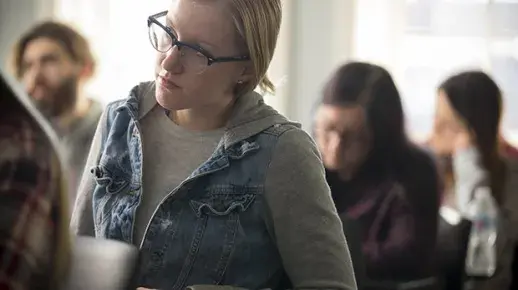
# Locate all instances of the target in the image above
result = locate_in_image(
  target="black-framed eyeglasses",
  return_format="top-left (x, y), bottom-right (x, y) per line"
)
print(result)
top-left (147, 11), bottom-right (250, 74)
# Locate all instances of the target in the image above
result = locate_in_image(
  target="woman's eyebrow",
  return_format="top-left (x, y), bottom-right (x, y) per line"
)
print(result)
top-left (165, 17), bottom-right (219, 51)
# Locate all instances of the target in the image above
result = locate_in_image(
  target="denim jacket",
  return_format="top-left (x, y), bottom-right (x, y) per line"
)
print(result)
top-left (71, 82), bottom-right (357, 290)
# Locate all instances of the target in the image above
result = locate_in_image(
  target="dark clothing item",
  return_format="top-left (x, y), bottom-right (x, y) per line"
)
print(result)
top-left (505, 143), bottom-right (518, 290)
top-left (436, 217), bottom-right (471, 290)
top-left (328, 147), bottom-right (440, 282)
top-left (340, 214), bottom-right (367, 290)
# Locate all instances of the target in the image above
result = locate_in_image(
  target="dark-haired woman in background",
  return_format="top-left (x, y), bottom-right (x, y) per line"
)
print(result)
top-left (430, 70), bottom-right (518, 290)
top-left (314, 61), bottom-right (440, 283)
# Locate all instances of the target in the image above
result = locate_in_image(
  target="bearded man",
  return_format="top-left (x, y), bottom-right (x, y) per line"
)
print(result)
top-left (11, 21), bottom-right (102, 206)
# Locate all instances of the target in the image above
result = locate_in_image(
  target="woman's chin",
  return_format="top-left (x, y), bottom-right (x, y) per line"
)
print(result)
top-left (155, 86), bottom-right (184, 110)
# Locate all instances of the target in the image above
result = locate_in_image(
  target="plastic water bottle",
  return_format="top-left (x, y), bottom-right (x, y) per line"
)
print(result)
top-left (465, 187), bottom-right (498, 277)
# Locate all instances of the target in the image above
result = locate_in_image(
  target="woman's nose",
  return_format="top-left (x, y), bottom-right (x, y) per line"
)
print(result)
top-left (161, 46), bottom-right (183, 73)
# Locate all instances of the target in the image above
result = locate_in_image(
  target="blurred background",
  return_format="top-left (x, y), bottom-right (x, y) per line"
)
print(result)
top-left (1, 0), bottom-right (517, 143)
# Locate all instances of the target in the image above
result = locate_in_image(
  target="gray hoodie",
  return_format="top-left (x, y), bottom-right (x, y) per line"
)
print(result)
top-left (71, 82), bottom-right (358, 290)
top-left (57, 99), bottom-right (102, 207)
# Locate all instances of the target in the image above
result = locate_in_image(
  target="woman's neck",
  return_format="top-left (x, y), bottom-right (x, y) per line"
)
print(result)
top-left (168, 99), bottom-right (235, 131)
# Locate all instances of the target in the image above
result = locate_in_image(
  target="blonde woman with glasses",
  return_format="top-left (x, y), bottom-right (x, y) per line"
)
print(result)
top-left (71, 0), bottom-right (357, 289)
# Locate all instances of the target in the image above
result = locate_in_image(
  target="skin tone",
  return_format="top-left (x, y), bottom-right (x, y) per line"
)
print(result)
top-left (430, 90), bottom-right (473, 155)
top-left (155, 0), bottom-right (253, 131)
top-left (21, 37), bottom-right (92, 130)
top-left (314, 104), bottom-right (372, 181)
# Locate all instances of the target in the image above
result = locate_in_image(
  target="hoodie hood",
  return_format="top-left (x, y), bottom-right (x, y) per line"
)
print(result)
top-left (132, 81), bottom-right (299, 148)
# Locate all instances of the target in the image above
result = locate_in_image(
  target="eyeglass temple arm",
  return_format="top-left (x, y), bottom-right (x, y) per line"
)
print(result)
top-left (150, 10), bottom-right (168, 19)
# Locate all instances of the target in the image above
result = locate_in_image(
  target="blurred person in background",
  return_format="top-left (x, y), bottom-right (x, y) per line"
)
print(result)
top-left (10, 21), bottom-right (103, 204)
top-left (429, 70), bottom-right (518, 290)
top-left (314, 61), bottom-right (440, 284)
top-left (71, 0), bottom-right (357, 289)
top-left (0, 69), bottom-right (69, 289)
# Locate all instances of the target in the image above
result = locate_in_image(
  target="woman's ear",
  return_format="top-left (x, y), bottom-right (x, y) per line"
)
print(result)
top-left (237, 63), bottom-right (254, 84)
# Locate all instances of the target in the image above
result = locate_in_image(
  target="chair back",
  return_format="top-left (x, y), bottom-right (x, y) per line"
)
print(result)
top-left (63, 236), bottom-right (139, 290)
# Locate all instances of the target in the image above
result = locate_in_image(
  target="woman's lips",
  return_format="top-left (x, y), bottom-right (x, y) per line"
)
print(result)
top-left (158, 76), bottom-right (180, 90)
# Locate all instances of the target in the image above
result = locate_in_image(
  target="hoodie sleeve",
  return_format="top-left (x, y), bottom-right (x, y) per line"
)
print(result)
top-left (452, 146), bottom-right (488, 217)
top-left (70, 108), bottom-right (108, 236)
top-left (262, 127), bottom-right (357, 290)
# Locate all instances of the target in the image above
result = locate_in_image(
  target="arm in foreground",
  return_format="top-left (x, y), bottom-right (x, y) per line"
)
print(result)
top-left (0, 116), bottom-right (68, 289)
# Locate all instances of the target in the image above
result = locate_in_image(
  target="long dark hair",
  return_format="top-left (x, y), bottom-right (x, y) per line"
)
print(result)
top-left (321, 61), bottom-right (416, 181)
top-left (439, 70), bottom-right (506, 204)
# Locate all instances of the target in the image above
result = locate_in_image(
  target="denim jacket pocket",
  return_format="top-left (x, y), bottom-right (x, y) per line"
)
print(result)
top-left (92, 154), bottom-right (133, 232)
top-left (189, 185), bottom-right (260, 218)
top-left (179, 185), bottom-right (261, 286)
top-left (91, 164), bottom-right (130, 195)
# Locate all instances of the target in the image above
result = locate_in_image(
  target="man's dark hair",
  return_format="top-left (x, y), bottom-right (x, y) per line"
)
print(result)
top-left (11, 21), bottom-right (95, 78)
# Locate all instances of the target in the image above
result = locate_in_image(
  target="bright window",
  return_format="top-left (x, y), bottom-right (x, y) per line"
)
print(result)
top-left (55, 0), bottom-right (173, 105)
top-left (354, 0), bottom-right (518, 144)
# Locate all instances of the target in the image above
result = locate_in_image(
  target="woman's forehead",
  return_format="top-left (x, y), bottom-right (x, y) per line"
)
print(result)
top-left (316, 105), bottom-right (366, 128)
top-left (167, 0), bottom-right (236, 48)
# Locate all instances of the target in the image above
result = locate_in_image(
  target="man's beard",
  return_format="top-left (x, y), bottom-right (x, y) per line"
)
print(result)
top-left (31, 76), bottom-right (79, 118)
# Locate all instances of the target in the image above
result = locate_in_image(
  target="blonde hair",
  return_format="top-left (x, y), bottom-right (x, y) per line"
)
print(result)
top-left (228, 0), bottom-right (282, 95)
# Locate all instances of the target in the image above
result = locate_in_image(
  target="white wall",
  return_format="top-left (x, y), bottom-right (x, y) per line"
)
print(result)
top-left (54, 0), bottom-right (167, 103)
top-left (0, 0), bottom-right (55, 70)
top-left (285, 0), bottom-right (356, 130)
